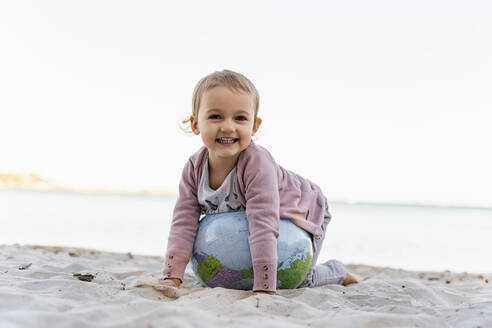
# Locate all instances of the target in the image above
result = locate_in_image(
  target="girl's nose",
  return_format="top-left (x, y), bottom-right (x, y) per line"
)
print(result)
top-left (220, 125), bottom-right (233, 132)
top-left (220, 120), bottom-right (235, 132)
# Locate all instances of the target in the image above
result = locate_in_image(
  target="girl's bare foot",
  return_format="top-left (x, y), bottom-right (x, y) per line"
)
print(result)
top-left (336, 260), bottom-right (359, 286)
top-left (342, 272), bottom-right (359, 286)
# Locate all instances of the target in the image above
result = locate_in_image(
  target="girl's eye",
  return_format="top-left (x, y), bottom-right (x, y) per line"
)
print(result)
top-left (208, 115), bottom-right (221, 119)
top-left (236, 116), bottom-right (247, 121)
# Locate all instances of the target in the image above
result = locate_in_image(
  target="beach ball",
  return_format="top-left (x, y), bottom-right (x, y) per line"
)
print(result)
top-left (191, 211), bottom-right (313, 290)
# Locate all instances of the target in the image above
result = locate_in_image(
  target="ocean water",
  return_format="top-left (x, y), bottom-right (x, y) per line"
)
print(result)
top-left (1, 189), bottom-right (491, 273)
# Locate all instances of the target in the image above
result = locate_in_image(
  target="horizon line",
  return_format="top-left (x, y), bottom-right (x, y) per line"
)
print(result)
top-left (2, 186), bottom-right (491, 211)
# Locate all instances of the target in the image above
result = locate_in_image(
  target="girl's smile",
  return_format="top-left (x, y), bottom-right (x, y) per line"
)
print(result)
top-left (216, 137), bottom-right (239, 144)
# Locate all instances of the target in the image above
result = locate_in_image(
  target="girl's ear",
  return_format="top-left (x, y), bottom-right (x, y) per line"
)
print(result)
top-left (190, 115), bottom-right (200, 135)
top-left (252, 117), bottom-right (262, 136)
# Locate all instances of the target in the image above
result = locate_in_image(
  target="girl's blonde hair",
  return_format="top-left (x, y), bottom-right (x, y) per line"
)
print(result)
top-left (180, 69), bottom-right (260, 134)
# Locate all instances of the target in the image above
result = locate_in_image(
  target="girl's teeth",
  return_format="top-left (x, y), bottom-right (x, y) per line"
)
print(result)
top-left (218, 138), bottom-right (236, 144)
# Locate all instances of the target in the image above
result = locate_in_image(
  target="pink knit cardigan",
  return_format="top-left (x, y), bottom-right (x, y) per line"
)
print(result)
top-left (163, 141), bottom-right (327, 291)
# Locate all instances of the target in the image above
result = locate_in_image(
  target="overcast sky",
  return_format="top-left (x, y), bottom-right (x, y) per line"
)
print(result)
top-left (1, 0), bottom-right (491, 207)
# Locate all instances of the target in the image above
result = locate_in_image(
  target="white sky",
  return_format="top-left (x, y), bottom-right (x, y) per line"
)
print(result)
top-left (1, 0), bottom-right (491, 207)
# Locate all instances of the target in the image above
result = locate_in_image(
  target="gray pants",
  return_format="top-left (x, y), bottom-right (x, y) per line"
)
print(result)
top-left (297, 197), bottom-right (346, 288)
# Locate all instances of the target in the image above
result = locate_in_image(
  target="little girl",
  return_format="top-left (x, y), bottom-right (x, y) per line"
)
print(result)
top-left (159, 70), bottom-right (357, 296)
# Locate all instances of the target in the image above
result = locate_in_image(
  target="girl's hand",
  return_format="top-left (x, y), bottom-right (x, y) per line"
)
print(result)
top-left (154, 278), bottom-right (182, 299)
top-left (242, 290), bottom-right (276, 299)
top-left (158, 278), bottom-right (181, 288)
top-left (253, 290), bottom-right (275, 296)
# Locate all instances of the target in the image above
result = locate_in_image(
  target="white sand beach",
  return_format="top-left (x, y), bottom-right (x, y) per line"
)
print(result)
top-left (1, 245), bottom-right (491, 327)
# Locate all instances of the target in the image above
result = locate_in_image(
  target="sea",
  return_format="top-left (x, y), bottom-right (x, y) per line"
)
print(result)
top-left (1, 189), bottom-right (491, 273)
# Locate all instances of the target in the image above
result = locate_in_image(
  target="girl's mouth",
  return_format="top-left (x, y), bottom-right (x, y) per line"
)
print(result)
top-left (216, 137), bottom-right (239, 144)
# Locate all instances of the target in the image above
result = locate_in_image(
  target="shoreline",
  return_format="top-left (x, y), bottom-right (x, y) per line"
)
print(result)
top-left (4, 243), bottom-right (492, 277)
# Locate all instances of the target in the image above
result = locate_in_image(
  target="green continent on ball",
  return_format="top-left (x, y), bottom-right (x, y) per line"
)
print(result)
top-left (277, 253), bottom-right (312, 289)
top-left (197, 256), bottom-right (222, 283)
top-left (240, 267), bottom-right (254, 279)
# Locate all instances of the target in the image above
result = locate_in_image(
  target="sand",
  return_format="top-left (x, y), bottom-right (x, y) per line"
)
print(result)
top-left (1, 244), bottom-right (491, 328)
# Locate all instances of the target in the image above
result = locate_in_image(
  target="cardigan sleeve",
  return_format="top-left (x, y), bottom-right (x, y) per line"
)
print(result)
top-left (243, 151), bottom-right (280, 292)
top-left (162, 159), bottom-right (201, 281)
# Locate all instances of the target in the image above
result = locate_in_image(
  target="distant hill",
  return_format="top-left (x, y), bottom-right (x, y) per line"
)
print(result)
top-left (0, 173), bottom-right (177, 196)
top-left (0, 173), bottom-right (56, 190)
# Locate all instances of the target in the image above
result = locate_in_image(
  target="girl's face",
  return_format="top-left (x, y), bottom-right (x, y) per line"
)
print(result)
top-left (190, 86), bottom-right (262, 165)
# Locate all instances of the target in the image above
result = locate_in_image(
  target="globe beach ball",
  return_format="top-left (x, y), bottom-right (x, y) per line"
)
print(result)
top-left (191, 211), bottom-right (313, 290)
